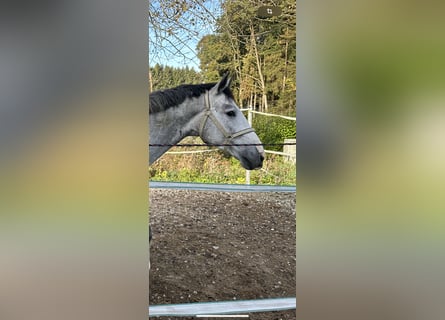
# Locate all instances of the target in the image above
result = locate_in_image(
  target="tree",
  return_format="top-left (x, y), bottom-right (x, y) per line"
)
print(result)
top-left (149, 65), bottom-right (202, 91)
top-left (196, 0), bottom-right (295, 114)
top-left (197, 34), bottom-right (233, 82)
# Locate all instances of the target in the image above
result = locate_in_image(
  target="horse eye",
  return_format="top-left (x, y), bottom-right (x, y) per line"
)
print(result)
top-left (226, 111), bottom-right (236, 117)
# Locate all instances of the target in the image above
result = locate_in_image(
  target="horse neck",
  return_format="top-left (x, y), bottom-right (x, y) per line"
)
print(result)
top-left (149, 96), bottom-right (204, 164)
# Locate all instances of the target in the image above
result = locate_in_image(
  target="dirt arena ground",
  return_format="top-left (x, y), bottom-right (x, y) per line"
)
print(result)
top-left (149, 189), bottom-right (296, 320)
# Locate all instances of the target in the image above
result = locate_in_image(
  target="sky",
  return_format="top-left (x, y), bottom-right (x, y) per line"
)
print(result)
top-left (148, 38), bottom-right (202, 70)
top-left (148, 0), bottom-right (221, 70)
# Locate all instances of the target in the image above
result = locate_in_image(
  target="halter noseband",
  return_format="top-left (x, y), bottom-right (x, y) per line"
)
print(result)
top-left (199, 91), bottom-right (255, 144)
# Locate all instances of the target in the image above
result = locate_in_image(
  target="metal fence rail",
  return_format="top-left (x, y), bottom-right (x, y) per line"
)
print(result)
top-left (149, 181), bottom-right (296, 192)
top-left (149, 297), bottom-right (296, 317)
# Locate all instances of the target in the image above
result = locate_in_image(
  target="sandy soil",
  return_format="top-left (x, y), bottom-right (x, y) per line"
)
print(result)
top-left (149, 189), bottom-right (296, 320)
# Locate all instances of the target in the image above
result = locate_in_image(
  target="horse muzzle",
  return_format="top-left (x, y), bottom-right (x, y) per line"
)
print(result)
top-left (238, 147), bottom-right (265, 170)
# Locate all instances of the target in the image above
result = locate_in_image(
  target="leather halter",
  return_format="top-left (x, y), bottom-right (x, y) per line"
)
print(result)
top-left (199, 91), bottom-right (255, 144)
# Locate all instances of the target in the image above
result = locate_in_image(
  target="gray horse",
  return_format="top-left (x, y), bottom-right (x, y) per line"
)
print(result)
top-left (149, 75), bottom-right (265, 245)
top-left (149, 74), bottom-right (265, 169)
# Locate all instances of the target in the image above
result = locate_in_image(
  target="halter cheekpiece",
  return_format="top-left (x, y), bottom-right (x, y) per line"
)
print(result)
top-left (199, 91), bottom-right (255, 145)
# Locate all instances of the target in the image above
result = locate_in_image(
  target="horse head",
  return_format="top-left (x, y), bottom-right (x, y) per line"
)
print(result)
top-left (199, 75), bottom-right (265, 170)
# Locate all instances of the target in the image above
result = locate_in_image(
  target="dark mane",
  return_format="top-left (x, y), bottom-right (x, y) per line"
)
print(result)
top-left (149, 82), bottom-right (235, 114)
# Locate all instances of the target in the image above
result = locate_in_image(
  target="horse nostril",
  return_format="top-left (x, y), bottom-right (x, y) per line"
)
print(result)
top-left (260, 153), bottom-right (265, 162)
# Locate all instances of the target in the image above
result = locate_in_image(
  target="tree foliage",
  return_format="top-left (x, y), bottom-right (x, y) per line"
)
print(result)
top-left (197, 0), bottom-right (296, 115)
top-left (253, 115), bottom-right (296, 151)
top-left (149, 64), bottom-right (202, 91)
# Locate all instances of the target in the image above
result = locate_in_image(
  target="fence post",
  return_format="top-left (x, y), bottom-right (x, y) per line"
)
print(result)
top-left (283, 138), bottom-right (296, 164)
top-left (245, 106), bottom-right (253, 185)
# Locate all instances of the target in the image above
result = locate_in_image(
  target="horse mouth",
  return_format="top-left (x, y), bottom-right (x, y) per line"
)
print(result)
top-left (224, 145), bottom-right (265, 170)
top-left (240, 154), bottom-right (264, 170)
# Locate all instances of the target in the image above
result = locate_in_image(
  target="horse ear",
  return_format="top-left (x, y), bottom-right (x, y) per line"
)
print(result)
top-left (216, 73), bottom-right (231, 93)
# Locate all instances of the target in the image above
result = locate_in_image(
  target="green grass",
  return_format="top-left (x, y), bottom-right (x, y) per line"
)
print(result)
top-left (149, 151), bottom-right (296, 185)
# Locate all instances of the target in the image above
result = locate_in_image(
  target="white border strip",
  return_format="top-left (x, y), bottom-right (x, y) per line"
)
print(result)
top-left (149, 297), bottom-right (296, 317)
